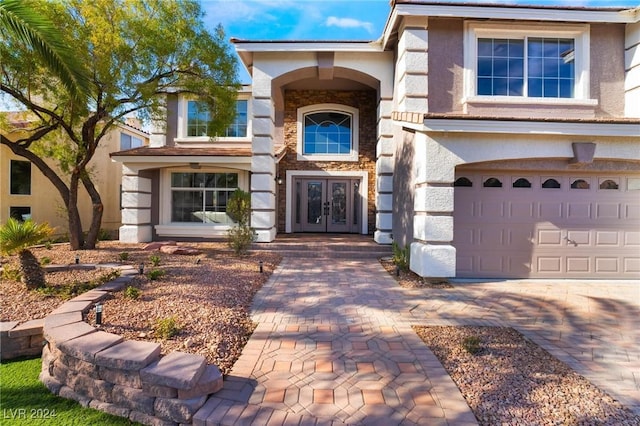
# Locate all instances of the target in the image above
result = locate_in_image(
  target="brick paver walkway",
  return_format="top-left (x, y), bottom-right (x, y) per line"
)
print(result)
top-left (195, 256), bottom-right (640, 425)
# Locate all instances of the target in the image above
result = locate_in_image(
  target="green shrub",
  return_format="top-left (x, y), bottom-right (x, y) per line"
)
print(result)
top-left (40, 256), bottom-right (52, 265)
top-left (149, 254), bottom-right (161, 267)
top-left (44, 240), bottom-right (53, 250)
top-left (97, 228), bottom-right (112, 241)
top-left (227, 225), bottom-right (256, 256)
top-left (118, 252), bottom-right (129, 261)
top-left (226, 189), bottom-right (251, 226)
top-left (147, 269), bottom-right (165, 281)
top-left (462, 336), bottom-right (482, 355)
top-left (2, 266), bottom-right (22, 282)
top-left (392, 242), bottom-right (410, 271)
top-left (124, 286), bottom-right (141, 299)
top-left (154, 316), bottom-right (180, 339)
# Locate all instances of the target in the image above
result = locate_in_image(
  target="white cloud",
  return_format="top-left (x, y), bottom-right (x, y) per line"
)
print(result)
top-left (325, 16), bottom-right (374, 34)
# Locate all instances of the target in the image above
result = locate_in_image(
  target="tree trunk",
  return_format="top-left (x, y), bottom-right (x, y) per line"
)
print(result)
top-left (81, 173), bottom-right (104, 249)
top-left (19, 249), bottom-right (46, 290)
top-left (67, 172), bottom-right (84, 250)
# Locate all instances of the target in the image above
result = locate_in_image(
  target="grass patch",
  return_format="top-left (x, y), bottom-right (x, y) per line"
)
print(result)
top-left (0, 357), bottom-right (138, 425)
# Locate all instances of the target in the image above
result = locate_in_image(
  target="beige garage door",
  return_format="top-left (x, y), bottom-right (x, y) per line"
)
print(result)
top-left (454, 172), bottom-right (640, 279)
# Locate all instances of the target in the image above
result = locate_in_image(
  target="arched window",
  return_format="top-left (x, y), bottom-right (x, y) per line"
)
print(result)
top-left (571, 179), bottom-right (589, 189)
top-left (599, 179), bottom-right (619, 190)
top-left (304, 112), bottom-right (351, 154)
top-left (297, 104), bottom-right (359, 161)
top-left (454, 177), bottom-right (473, 187)
top-left (542, 178), bottom-right (561, 189)
top-left (483, 177), bottom-right (503, 187)
top-left (512, 178), bottom-right (531, 188)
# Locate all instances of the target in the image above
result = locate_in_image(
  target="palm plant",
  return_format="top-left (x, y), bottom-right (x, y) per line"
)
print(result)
top-left (0, 0), bottom-right (90, 100)
top-left (0, 218), bottom-right (53, 289)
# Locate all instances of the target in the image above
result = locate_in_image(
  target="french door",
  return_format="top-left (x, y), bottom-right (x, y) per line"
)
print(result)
top-left (293, 178), bottom-right (361, 233)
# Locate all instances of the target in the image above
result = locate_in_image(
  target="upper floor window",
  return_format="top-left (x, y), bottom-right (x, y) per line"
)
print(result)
top-left (297, 104), bottom-right (359, 162)
top-left (186, 99), bottom-right (248, 138)
top-left (465, 22), bottom-right (590, 101)
top-left (477, 37), bottom-right (575, 98)
top-left (304, 112), bottom-right (351, 155)
top-left (120, 133), bottom-right (144, 150)
top-left (10, 160), bottom-right (31, 195)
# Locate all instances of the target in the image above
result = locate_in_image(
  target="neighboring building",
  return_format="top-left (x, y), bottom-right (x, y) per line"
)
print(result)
top-left (1, 114), bottom-right (149, 237)
top-left (112, 1), bottom-right (640, 279)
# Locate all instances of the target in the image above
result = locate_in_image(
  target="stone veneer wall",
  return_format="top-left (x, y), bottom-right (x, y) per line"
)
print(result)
top-left (277, 90), bottom-right (378, 233)
top-left (24, 264), bottom-right (224, 426)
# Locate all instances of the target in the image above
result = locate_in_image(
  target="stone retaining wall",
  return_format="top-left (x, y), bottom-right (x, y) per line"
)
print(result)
top-left (33, 263), bottom-right (223, 426)
top-left (0, 318), bottom-right (45, 360)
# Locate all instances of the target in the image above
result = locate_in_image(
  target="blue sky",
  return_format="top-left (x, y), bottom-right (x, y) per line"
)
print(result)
top-left (201, 0), bottom-right (639, 81)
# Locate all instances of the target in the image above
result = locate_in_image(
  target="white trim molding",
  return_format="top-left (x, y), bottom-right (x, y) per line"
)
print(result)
top-left (296, 104), bottom-right (360, 162)
top-left (463, 21), bottom-right (591, 103)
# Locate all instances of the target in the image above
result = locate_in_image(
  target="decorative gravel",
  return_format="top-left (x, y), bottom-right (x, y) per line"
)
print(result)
top-left (414, 326), bottom-right (640, 426)
top-left (1, 241), bottom-right (281, 375)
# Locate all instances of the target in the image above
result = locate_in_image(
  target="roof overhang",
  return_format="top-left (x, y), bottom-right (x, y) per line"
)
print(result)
top-left (231, 39), bottom-right (383, 78)
top-left (110, 146), bottom-right (253, 171)
top-left (392, 112), bottom-right (640, 137)
top-left (383, 1), bottom-right (639, 49)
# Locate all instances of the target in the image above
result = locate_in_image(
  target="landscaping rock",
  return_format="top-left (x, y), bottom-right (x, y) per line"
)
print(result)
top-left (143, 241), bottom-right (177, 251)
top-left (159, 246), bottom-right (201, 255)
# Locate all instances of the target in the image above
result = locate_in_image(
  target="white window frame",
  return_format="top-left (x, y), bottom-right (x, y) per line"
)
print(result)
top-left (296, 104), bottom-right (359, 162)
top-left (120, 132), bottom-right (144, 150)
top-left (176, 94), bottom-right (251, 143)
top-left (463, 21), bottom-right (594, 105)
top-left (155, 168), bottom-right (249, 238)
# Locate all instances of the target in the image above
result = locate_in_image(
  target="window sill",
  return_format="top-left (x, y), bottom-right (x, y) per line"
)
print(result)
top-left (464, 96), bottom-right (598, 107)
top-left (296, 153), bottom-right (359, 162)
top-left (155, 224), bottom-right (232, 238)
top-left (174, 137), bottom-right (251, 144)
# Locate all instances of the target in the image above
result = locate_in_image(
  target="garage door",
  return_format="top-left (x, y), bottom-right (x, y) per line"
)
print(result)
top-left (454, 172), bottom-right (640, 279)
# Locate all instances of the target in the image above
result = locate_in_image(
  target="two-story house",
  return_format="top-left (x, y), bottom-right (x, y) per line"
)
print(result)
top-left (112, 1), bottom-right (640, 279)
top-left (1, 115), bottom-right (149, 237)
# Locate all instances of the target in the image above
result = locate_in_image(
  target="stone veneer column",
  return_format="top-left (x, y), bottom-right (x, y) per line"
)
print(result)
top-left (250, 76), bottom-right (277, 242)
top-left (119, 167), bottom-right (153, 243)
top-left (375, 98), bottom-right (394, 244)
top-left (410, 133), bottom-right (456, 278)
top-left (625, 21), bottom-right (640, 118)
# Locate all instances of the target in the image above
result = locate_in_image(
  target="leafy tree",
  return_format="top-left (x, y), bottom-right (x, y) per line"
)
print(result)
top-left (0, 0), bottom-right (90, 100)
top-left (0, 218), bottom-right (53, 289)
top-left (0, 0), bottom-right (239, 250)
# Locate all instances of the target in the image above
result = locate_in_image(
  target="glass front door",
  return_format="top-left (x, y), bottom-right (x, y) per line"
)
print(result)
top-left (294, 178), bottom-right (361, 233)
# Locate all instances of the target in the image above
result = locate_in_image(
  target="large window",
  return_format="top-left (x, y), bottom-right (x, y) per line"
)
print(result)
top-left (296, 104), bottom-right (359, 162)
top-left (465, 22), bottom-right (589, 101)
top-left (477, 37), bottom-right (575, 98)
top-left (170, 172), bottom-right (238, 224)
top-left (186, 100), bottom-right (248, 138)
top-left (10, 160), bottom-right (31, 195)
top-left (304, 112), bottom-right (352, 155)
top-left (120, 132), bottom-right (144, 150)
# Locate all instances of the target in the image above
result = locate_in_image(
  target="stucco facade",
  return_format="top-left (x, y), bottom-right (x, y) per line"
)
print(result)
top-left (1, 118), bottom-right (148, 238)
top-left (113, 1), bottom-right (640, 279)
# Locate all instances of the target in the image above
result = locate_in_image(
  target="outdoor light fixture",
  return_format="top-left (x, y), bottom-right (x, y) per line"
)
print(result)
top-left (75, 254), bottom-right (80, 265)
top-left (259, 260), bottom-right (264, 273)
top-left (95, 302), bottom-right (103, 326)
top-left (395, 264), bottom-right (400, 277)
top-left (139, 263), bottom-right (144, 274)
top-left (275, 175), bottom-right (283, 185)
